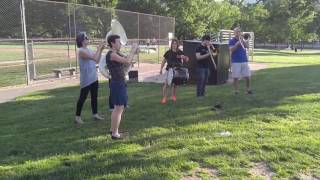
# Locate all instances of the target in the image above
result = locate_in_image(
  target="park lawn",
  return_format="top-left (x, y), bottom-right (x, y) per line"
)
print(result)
top-left (0, 44), bottom-right (167, 62)
top-left (0, 45), bottom-right (167, 87)
top-left (253, 49), bottom-right (320, 67)
top-left (0, 52), bottom-right (319, 179)
top-left (0, 58), bottom-right (77, 88)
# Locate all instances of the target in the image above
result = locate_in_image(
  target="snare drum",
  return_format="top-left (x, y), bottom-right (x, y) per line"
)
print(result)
top-left (172, 67), bottom-right (189, 85)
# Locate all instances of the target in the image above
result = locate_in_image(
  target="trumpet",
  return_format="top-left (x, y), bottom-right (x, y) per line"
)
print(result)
top-left (207, 43), bottom-right (217, 69)
top-left (239, 33), bottom-right (250, 49)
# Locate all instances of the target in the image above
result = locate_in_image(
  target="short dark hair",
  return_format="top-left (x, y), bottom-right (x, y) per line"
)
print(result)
top-left (201, 35), bottom-right (211, 41)
top-left (107, 34), bottom-right (120, 47)
top-left (76, 32), bottom-right (87, 48)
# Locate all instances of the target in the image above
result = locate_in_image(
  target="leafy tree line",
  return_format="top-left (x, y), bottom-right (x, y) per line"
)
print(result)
top-left (2, 0), bottom-right (319, 45)
top-left (64, 0), bottom-right (320, 44)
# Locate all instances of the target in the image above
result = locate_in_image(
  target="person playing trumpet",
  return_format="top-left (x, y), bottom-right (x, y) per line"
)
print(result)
top-left (75, 32), bottom-right (106, 125)
top-left (195, 35), bottom-right (217, 97)
top-left (229, 27), bottom-right (253, 95)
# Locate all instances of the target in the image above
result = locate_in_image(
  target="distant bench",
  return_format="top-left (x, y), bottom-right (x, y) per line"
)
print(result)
top-left (52, 67), bottom-right (76, 78)
top-left (52, 61), bottom-right (136, 78)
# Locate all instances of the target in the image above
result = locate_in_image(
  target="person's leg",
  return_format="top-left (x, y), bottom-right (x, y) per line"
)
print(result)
top-left (161, 81), bottom-right (168, 103)
top-left (245, 77), bottom-right (251, 92)
top-left (161, 70), bottom-right (171, 103)
top-left (89, 81), bottom-right (98, 115)
top-left (75, 85), bottom-right (90, 123)
top-left (234, 77), bottom-right (239, 90)
top-left (90, 81), bottom-right (104, 120)
top-left (231, 63), bottom-right (240, 94)
top-left (108, 79), bottom-right (114, 110)
top-left (111, 105), bottom-right (124, 137)
top-left (242, 63), bottom-right (252, 94)
top-left (171, 84), bottom-right (177, 101)
top-left (197, 68), bottom-right (205, 97)
top-left (202, 68), bottom-right (209, 96)
top-left (76, 86), bottom-right (90, 116)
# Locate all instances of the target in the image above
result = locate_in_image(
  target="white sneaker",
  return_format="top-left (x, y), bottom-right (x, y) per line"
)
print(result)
top-left (109, 108), bottom-right (114, 112)
top-left (75, 116), bottom-right (84, 124)
top-left (93, 114), bottom-right (104, 121)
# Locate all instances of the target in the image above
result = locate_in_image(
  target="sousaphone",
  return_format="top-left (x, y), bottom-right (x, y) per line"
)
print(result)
top-left (99, 19), bottom-right (136, 80)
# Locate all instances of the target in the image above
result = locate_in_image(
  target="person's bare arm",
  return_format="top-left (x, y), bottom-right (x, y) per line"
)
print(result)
top-left (78, 42), bottom-right (105, 63)
top-left (196, 52), bottom-right (210, 60)
top-left (229, 41), bottom-right (242, 54)
top-left (110, 44), bottom-right (138, 64)
top-left (160, 58), bottom-right (167, 74)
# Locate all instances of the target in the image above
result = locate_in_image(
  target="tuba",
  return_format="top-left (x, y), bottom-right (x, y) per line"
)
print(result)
top-left (100, 19), bottom-right (128, 79)
top-left (106, 19), bottom-right (128, 45)
top-left (101, 19), bottom-right (137, 80)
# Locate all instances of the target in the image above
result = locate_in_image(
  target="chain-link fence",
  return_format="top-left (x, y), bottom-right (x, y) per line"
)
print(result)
top-left (0, 0), bottom-right (175, 87)
top-left (0, 0), bottom-right (26, 87)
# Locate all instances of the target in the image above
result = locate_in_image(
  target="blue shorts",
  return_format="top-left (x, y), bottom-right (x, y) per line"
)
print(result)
top-left (110, 80), bottom-right (128, 107)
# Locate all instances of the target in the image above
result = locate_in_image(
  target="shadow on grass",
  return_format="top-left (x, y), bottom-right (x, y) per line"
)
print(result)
top-left (0, 64), bottom-right (320, 179)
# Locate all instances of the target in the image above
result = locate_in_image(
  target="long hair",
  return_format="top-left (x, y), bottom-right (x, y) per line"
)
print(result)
top-left (170, 39), bottom-right (180, 51)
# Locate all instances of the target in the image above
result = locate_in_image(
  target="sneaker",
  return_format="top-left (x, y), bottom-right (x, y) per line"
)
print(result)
top-left (160, 97), bottom-right (167, 104)
top-left (111, 133), bottom-right (124, 140)
top-left (109, 108), bottom-right (114, 112)
top-left (246, 90), bottom-right (254, 95)
top-left (234, 91), bottom-right (239, 95)
top-left (75, 116), bottom-right (84, 124)
top-left (93, 114), bottom-right (104, 121)
top-left (171, 95), bottom-right (177, 102)
top-left (211, 103), bottom-right (223, 111)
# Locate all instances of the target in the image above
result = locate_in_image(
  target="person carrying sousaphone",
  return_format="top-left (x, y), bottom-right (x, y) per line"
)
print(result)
top-left (160, 39), bottom-right (189, 104)
top-left (105, 34), bottom-right (138, 140)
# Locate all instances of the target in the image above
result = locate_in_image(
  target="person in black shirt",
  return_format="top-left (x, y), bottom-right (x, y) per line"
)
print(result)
top-left (159, 39), bottom-right (189, 104)
top-left (195, 35), bottom-right (217, 97)
top-left (106, 35), bottom-right (138, 140)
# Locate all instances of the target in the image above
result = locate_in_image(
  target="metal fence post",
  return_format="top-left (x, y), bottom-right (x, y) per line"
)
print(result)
top-left (73, 4), bottom-right (78, 73)
top-left (137, 13), bottom-right (140, 67)
top-left (158, 17), bottom-right (160, 64)
top-left (21, 0), bottom-right (30, 85)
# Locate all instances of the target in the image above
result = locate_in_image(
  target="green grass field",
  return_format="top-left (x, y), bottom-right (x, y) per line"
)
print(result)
top-left (0, 49), bottom-right (319, 179)
top-left (253, 49), bottom-right (320, 66)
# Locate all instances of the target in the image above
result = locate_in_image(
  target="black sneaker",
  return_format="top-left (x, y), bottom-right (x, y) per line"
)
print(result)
top-left (246, 90), bottom-right (254, 95)
top-left (234, 91), bottom-right (239, 95)
top-left (110, 133), bottom-right (125, 140)
top-left (211, 103), bottom-right (223, 111)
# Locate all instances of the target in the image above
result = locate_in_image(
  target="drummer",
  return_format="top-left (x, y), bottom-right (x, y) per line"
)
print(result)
top-left (159, 39), bottom-right (189, 104)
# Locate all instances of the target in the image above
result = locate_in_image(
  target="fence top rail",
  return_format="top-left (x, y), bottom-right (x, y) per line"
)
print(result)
top-left (29, 0), bottom-right (175, 20)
